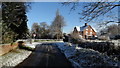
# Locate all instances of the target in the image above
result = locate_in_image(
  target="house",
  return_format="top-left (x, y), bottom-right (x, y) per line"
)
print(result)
top-left (73, 23), bottom-right (97, 39)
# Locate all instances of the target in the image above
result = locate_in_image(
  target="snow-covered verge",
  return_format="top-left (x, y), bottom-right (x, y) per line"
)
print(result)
top-left (0, 42), bottom-right (40, 68)
top-left (78, 40), bottom-right (120, 61)
top-left (24, 42), bottom-right (41, 49)
top-left (55, 42), bottom-right (120, 68)
top-left (0, 48), bottom-right (32, 68)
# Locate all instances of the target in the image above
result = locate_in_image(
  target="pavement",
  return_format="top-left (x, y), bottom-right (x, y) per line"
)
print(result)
top-left (14, 43), bottom-right (74, 68)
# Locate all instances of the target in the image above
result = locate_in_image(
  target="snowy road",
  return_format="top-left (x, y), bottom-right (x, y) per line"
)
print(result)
top-left (14, 43), bottom-right (74, 68)
top-left (2, 42), bottom-right (119, 68)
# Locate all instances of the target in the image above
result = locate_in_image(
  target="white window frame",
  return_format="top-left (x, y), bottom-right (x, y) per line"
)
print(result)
top-left (91, 29), bottom-right (92, 31)
top-left (90, 32), bottom-right (92, 35)
top-left (86, 31), bottom-right (88, 35)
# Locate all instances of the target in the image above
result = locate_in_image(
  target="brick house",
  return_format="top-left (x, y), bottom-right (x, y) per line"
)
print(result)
top-left (73, 23), bottom-right (97, 39)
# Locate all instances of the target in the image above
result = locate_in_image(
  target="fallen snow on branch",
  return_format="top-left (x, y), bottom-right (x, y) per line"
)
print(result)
top-left (56, 42), bottom-right (120, 68)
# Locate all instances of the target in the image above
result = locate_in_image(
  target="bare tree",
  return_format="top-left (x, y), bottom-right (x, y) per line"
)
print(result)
top-left (31, 23), bottom-right (40, 38)
top-left (107, 24), bottom-right (120, 38)
top-left (39, 22), bottom-right (50, 38)
top-left (62, 0), bottom-right (120, 23)
top-left (31, 22), bottom-right (51, 39)
top-left (99, 24), bottom-right (119, 39)
top-left (50, 9), bottom-right (66, 39)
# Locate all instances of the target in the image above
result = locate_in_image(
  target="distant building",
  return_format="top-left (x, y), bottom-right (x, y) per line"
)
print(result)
top-left (73, 23), bottom-right (97, 39)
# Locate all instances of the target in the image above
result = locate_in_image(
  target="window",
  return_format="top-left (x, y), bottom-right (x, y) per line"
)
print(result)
top-left (91, 29), bottom-right (92, 31)
top-left (86, 31), bottom-right (88, 35)
top-left (90, 32), bottom-right (92, 35)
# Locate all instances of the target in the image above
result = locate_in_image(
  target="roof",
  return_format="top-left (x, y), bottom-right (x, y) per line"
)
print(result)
top-left (92, 27), bottom-right (97, 32)
top-left (80, 25), bottom-right (88, 31)
top-left (75, 26), bottom-right (80, 31)
top-left (74, 25), bottom-right (96, 32)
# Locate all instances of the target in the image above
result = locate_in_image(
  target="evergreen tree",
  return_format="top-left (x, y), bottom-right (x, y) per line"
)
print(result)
top-left (2, 2), bottom-right (30, 43)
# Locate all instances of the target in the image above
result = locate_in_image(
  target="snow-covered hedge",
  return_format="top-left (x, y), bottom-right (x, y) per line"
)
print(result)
top-left (78, 41), bottom-right (120, 60)
top-left (56, 43), bottom-right (120, 68)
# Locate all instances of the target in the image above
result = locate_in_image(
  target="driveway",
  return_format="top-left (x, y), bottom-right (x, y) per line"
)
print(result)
top-left (14, 43), bottom-right (74, 68)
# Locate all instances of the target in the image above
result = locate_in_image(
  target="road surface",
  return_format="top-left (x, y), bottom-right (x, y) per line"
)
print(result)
top-left (14, 43), bottom-right (74, 68)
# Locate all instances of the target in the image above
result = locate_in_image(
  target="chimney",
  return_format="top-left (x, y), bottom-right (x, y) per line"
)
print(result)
top-left (85, 23), bottom-right (88, 26)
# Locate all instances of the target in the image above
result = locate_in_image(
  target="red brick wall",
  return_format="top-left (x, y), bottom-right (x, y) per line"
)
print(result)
top-left (73, 25), bottom-right (97, 39)
top-left (0, 43), bottom-right (18, 56)
top-left (82, 26), bottom-right (96, 38)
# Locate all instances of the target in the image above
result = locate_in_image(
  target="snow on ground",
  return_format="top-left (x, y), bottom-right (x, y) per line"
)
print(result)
top-left (0, 42), bottom-right (40, 68)
top-left (87, 40), bottom-right (120, 46)
top-left (25, 42), bottom-right (41, 48)
top-left (55, 42), bottom-right (120, 68)
top-left (0, 48), bottom-right (32, 68)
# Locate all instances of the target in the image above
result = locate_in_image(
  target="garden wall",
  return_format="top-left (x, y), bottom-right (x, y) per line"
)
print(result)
top-left (0, 43), bottom-right (18, 56)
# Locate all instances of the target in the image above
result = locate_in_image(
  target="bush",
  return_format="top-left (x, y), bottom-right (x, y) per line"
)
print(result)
top-left (18, 45), bottom-right (35, 51)
top-left (98, 36), bottom-right (110, 40)
top-left (69, 32), bottom-right (86, 44)
top-left (78, 42), bottom-right (120, 56)
top-left (34, 39), bottom-right (39, 42)
top-left (114, 35), bottom-right (120, 39)
top-left (18, 41), bottom-right (24, 43)
top-left (78, 41), bottom-right (120, 61)
top-left (63, 36), bottom-right (69, 42)
top-left (18, 41), bottom-right (34, 51)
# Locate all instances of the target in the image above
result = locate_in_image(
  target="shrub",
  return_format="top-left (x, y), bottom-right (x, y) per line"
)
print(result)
top-left (34, 39), bottom-right (39, 42)
top-left (69, 32), bottom-right (86, 44)
top-left (18, 45), bottom-right (35, 51)
top-left (18, 41), bottom-right (34, 51)
top-left (114, 35), bottom-right (120, 39)
top-left (98, 36), bottom-right (110, 40)
top-left (78, 41), bottom-right (120, 57)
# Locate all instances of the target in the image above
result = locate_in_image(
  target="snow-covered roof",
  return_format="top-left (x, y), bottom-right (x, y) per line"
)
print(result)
top-left (80, 26), bottom-right (88, 31)
top-left (92, 27), bottom-right (97, 32)
top-left (75, 26), bottom-right (80, 31)
top-left (74, 25), bottom-right (96, 32)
